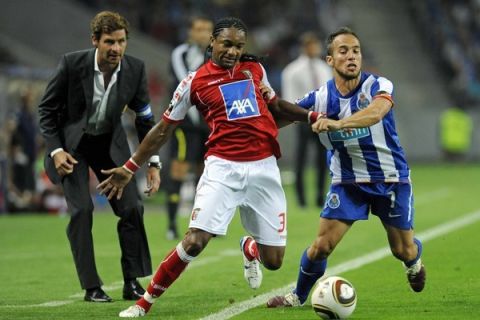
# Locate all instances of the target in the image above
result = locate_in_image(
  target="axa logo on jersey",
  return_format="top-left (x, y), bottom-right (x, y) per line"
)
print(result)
top-left (219, 79), bottom-right (260, 120)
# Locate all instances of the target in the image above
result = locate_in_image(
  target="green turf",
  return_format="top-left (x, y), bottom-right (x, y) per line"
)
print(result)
top-left (0, 164), bottom-right (479, 319)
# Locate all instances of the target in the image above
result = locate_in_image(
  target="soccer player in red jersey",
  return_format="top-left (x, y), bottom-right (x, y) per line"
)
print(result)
top-left (97, 17), bottom-right (316, 318)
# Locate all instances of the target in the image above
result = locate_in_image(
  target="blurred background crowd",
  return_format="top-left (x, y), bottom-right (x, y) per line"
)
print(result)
top-left (0, 0), bottom-right (478, 214)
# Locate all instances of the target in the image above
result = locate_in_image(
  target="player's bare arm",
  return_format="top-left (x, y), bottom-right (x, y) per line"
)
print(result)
top-left (312, 93), bottom-right (393, 133)
top-left (98, 120), bottom-right (177, 200)
top-left (268, 99), bottom-right (316, 128)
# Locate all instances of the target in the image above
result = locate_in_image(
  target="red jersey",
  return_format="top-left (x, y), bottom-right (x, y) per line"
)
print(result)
top-left (163, 60), bottom-right (281, 161)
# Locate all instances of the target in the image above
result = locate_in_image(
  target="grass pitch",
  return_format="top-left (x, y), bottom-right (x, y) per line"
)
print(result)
top-left (0, 163), bottom-right (479, 319)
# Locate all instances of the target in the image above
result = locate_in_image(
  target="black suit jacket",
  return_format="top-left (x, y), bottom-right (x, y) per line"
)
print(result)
top-left (38, 48), bottom-right (155, 184)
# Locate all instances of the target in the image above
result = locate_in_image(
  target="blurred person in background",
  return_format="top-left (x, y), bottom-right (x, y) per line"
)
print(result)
top-left (38, 11), bottom-right (160, 303)
top-left (439, 103), bottom-right (473, 162)
top-left (267, 27), bottom-right (426, 308)
top-left (7, 90), bottom-right (38, 212)
top-left (166, 16), bottom-right (213, 240)
top-left (282, 32), bottom-right (332, 208)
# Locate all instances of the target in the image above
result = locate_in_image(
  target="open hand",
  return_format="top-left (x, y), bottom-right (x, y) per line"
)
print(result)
top-left (97, 167), bottom-right (133, 200)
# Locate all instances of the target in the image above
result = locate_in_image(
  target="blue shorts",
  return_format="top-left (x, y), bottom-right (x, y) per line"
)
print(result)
top-left (321, 182), bottom-right (415, 230)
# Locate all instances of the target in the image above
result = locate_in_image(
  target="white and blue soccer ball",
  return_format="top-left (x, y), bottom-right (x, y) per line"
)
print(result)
top-left (311, 276), bottom-right (357, 319)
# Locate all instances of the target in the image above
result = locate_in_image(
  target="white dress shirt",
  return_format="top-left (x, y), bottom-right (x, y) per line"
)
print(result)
top-left (281, 55), bottom-right (332, 102)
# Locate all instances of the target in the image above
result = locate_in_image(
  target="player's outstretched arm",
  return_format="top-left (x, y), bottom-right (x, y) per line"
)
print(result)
top-left (312, 95), bottom-right (392, 133)
top-left (98, 119), bottom-right (176, 200)
top-left (268, 99), bottom-right (316, 128)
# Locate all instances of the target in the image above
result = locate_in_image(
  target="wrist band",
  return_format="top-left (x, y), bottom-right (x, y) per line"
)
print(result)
top-left (148, 155), bottom-right (162, 170)
top-left (148, 155), bottom-right (160, 163)
top-left (123, 158), bottom-right (140, 174)
top-left (308, 111), bottom-right (320, 124)
top-left (148, 161), bottom-right (162, 170)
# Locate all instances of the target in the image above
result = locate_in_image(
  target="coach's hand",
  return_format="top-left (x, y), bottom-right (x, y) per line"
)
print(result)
top-left (98, 167), bottom-right (133, 200)
top-left (145, 167), bottom-right (161, 197)
top-left (53, 150), bottom-right (78, 177)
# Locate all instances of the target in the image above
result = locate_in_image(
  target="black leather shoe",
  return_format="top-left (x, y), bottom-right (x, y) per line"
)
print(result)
top-left (123, 279), bottom-right (145, 300)
top-left (84, 287), bottom-right (113, 302)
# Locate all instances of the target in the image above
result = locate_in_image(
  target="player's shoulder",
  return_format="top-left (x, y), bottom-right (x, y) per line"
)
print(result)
top-left (363, 71), bottom-right (392, 84)
top-left (238, 60), bottom-right (266, 79)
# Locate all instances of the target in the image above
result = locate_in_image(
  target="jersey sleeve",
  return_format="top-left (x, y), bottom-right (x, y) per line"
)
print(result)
top-left (259, 64), bottom-right (277, 103)
top-left (371, 76), bottom-right (395, 107)
top-left (163, 72), bottom-right (195, 124)
top-left (372, 76), bottom-right (394, 96)
top-left (295, 85), bottom-right (328, 112)
top-left (295, 90), bottom-right (316, 110)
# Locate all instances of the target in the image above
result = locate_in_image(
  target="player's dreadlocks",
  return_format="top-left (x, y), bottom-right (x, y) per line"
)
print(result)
top-left (205, 17), bottom-right (264, 63)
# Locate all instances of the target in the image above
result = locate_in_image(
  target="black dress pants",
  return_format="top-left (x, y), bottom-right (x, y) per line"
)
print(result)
top-left (62, 133), bottom-right (152, 289)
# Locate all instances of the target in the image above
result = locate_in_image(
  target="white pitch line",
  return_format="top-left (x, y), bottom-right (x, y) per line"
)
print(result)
top-left (199, 209), bottom-right (480, 320)
top-left (414, 187), bottom-right (450, 205)
top-left (0, 188), bottom-right (472, 312)
top-left (0, 250), bottom-right (241, 308)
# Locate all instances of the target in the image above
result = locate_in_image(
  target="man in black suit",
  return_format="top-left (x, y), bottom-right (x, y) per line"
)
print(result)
top-left (38, 11), bottom-right (160, 302)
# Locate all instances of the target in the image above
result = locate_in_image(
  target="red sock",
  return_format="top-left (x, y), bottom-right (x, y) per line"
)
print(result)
top-left (243, 237), bottom-right (260, 261)
top-left (136, 243), bottom-right (194, 312)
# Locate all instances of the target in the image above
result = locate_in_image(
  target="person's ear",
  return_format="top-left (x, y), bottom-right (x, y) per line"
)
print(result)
top-left (92, 35), bottom-right (98, 48)
top-left (326, 55), bottom-right (333, 67)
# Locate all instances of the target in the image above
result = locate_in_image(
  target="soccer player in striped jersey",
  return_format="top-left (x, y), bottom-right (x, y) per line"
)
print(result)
top-left (267, 27), bottom-right (426, 308)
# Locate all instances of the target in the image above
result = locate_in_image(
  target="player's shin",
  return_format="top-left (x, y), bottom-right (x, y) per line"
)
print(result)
top-left (293, 248), bottom-right (327, 304)
top-left (404, 237), bottom-right (422, 267)
top-left (136, 243), bottom-right (195, 312)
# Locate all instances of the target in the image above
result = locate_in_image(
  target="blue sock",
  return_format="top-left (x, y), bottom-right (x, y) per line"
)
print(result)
top-left (405, 238), bottom-right (422, 267)
top-left (293, 248), bottom-right (327, 304)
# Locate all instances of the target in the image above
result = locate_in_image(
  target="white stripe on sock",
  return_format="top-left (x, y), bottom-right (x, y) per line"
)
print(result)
top-left (176, 242), bottom-right (195, 262)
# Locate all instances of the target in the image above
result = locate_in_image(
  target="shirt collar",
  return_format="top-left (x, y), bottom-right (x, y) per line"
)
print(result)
top-left (94, 48), bottom-right (121, 73)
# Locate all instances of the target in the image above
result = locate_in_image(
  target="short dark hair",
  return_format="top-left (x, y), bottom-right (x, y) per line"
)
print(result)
top-left (326, 27), bottom-right (359, 55)
top-left (90, 11), bottom-right (129, 40)
top-left (212, 17), bottom-right (248, 38)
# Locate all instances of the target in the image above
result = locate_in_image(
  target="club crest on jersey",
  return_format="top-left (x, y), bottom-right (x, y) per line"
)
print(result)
top-left (241, 70), bottom-right (253, 79)
top-left (326, 193), bottom-right (341, 209)
top-left (357, 93), bottom-right (370, 110)
top-left (219, 79), bottom-right (260, 120)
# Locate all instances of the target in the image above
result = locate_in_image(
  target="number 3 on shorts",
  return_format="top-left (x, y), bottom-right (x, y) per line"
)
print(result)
top-left (278, 212), bottom-right (286, 232)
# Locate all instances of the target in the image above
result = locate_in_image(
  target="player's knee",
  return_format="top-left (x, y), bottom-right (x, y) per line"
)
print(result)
top-left (310, 238), bottom-right (334, 260)
top-left (262, 255), bottom-right (283, 270)
top-left (182, 230), bottom-right (211, 256)
top-left (259, 246), bottom-right (285, 270)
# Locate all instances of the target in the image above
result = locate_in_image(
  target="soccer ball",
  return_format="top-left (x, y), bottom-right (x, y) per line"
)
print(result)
top-left (311, 276), bottom-right (357, 319)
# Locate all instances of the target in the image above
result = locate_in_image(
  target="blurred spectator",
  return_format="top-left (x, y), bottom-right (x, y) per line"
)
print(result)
top-left (410, 0), bottom-right (480, 104)
top-left (7, 90), bottom-right (38, 212)
top-left (165, 15), bottom-right (213, 240)
top-left (281, 32), bottom-right (332, 207)
top-left (75, 0), bottom-right (355, 94)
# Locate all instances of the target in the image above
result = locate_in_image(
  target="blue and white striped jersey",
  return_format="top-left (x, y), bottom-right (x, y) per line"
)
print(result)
top-left (296, 72), bottom-right (410, 184)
